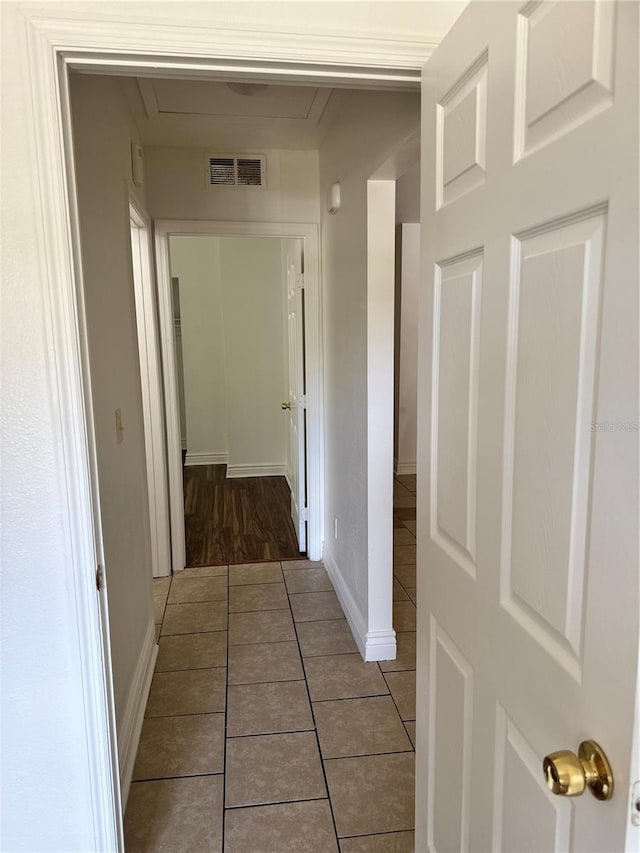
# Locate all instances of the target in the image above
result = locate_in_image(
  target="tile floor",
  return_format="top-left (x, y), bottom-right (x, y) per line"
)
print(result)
top-left (127, 476), bottom-right (418, 852)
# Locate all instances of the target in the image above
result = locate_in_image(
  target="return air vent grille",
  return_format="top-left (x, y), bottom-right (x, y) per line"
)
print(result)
top-left (207, 155), bottom-right (266, 188)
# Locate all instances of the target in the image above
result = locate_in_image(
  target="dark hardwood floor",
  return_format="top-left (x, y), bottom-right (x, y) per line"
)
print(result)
top-left (183, 464), bottom-right (303, 566)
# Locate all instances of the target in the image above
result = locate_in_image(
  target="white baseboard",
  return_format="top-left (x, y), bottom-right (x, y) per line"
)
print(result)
top-left (323, 548), bottom-right (396, 662)
top-left (226, 463), bottom-right (287, 479)
top-left (184, 451), bottom-right (228, 467)
top-left (118, 618), bottom-right (158, 808)
top-left (394, 459), bottom-right (417, 476)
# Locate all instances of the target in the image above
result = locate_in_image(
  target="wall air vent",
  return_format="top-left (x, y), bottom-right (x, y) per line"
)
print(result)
top-left (207, 154), bottom-right (266, 188)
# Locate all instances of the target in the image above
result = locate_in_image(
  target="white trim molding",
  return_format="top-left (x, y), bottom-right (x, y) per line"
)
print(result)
top-left (395, 460), bottom-right (417, 476)
top-left (226, 463), bottom-right (287, 479)
top-left (184, 451), bottom-right (228, 467)
top-left (323, 549), bottom-right (396, 662)
top-left (117, 619), bottom-right (158, 809)
top-left (155, 219), bottom-right (325, 566)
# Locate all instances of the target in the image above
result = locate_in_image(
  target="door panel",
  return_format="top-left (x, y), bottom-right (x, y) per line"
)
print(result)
top-left (417, 3), bottom-right (638, 851)
top-left (284, 239), bottom-right (306, 552)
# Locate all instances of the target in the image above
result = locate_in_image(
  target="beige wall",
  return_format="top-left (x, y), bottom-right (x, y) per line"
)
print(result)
top-left (170, 235), bottom-right (288, 472)
top-left (319, 90), bottom-right (420, 620)
top-left (170, 237), bottom-right (228, 461)
top-left (145, 147), bottom-right (321, 224)
top-left (394, 223), bottom-right (420, 473)
top-left (70, 75), bottom-right (155, 730)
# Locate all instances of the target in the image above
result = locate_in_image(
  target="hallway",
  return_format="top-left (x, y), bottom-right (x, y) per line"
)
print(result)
top-left (126, 476), bottom-right (418, 852)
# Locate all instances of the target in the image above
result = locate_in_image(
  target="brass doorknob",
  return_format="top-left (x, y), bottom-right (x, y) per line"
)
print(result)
top-left (543, 740), bottom-right (613, 800)
top-left (281, 401), bottom-right (292, 410)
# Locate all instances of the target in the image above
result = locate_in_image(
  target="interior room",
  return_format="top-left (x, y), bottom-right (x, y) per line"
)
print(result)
top-left (4, 3), bottom-right (638, 852)
top-left (67, 67), bottom-right (421, 848)
top-left (170, 233), bottom-right (304, 565)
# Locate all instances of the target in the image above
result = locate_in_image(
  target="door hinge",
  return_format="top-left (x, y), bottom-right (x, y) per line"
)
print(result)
top-left (96, 564), bottom-right (104, 592)
top-left (301, 507), bottom-right (309, 522)
top-left (299, 394), bottom-right (307, 408)
top-left (297, 273), bottom-right (305, 290)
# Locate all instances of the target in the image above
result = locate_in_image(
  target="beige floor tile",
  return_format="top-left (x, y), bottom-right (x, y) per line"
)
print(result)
top-left (393, 563), bottom-right (416, 588)
top-left (404, 720), bottom-right (416, 748)
top-left (393, 528), bottom-right (416, 547)
top-left (161, 601), bottom-right (227, 635)
top-left (281, 559), bottom-right (324, 571)
top-left (225, 731), bottom-right (326, 807)
top-left (304, 654), bottom-right (389, 701)
top-left (229, 582), bottom-right (289, 612)
top-left (227, 680), bottom-right (313, 736)
top-left (283, 566), bottom-right (334, 593)
top-left (325, 753), bottom-right (415, 837)
top-left (229, 562), bottom-right (283, 586)
top-left (124, 776), bottom-right (223, 853)
top-left (314, 696), bottom-right (412, 758)
top-left (290, 590), bottom-right (344, 622)
top-left (225, 800), bottom-right (338, 853)
top-left (153, 594), bottom-right (167, 625)
top-left (405, 586), bottom-right (417, 604)
top-left (393, 601), bottom-right (417, 631)
top-left (228, 641), bottom-right (303, 685)
top-left (179, 565), bottom-right (228, 578)
top-left (404, 520), bottom-right (417, 536)
top-left (393, 579), bottom-right (409, 601)
top-left (296, 619), bottom-right (359, 657)
top-left (384, 670), bottom-right (416, 721)
top-left (153, 577), bottom-right (171, 596)
top-left (395, 474), bottom-right (417, 494)
top-left (340, 831), bottom-right (415, 852)
top-left (167, 575), bottom-right (227, 604)
top-left (379, 631), bottom-right (416, 673)
top-left (392, 486), bottom-right (416, 508)
top-left (145, 668), bottom-right (226, 717)
top-left (155, 631), bottom-right (227, 672)
top-left (132, 713), bottom-right (224, 780)
top-left (394, 545), bottom-right (417, 565)
top-left (229, 609), bottom-right (295, 645)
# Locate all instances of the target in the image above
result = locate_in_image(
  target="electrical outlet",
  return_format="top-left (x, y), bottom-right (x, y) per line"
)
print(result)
top-left (115, 408), bottom-right (124, 444)
top-left (334, 517), bottom-right (338, 539)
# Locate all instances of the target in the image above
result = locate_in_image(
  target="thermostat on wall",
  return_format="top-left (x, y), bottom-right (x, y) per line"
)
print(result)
top-left (131, 142), bottom-right (144, 187)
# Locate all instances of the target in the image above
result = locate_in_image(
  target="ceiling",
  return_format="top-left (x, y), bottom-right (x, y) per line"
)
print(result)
top-left (121, 77), bottom-right (341, 150)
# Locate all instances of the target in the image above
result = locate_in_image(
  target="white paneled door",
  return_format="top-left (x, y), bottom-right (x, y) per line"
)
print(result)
top-left (284, 239), bottom-right (307, 552)
top-left (416, 2), bottom-right (638, 851)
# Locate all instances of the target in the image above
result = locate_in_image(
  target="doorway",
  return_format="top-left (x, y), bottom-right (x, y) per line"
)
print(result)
top-left (167, 233), bottom-right (307, 565)
top-left (154, 220), bottom-right (324, 572)
top-left (129, 199), bottom-right (172, 578)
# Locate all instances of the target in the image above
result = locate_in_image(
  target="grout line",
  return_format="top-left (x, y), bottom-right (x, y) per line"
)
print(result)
top-left (224, 795), bottom-right (331, 812)
top-left (321, 747), bottom-right (414, 763)
top-left (221, 555), bottom-right (231, 850)
top-left (132, 770), bottom-right (224, 783)
top-left (146, 709), bottom-right (226, 719)
top-left (340, 827), bottom-right (416, 840)
top-left (227, 677), bottom-right (305, 688)
top-left (284, 586), bottom-right (341, 847)
top-left (310, 692), bottom-right (390, 704)
top-left (226, 727), bottom-right (316, 739)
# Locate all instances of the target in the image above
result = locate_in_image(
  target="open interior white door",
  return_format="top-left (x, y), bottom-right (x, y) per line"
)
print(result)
top-left (284, 238), bottom-right (307, 553)
top-left (416, 2), bottom-right (639, 851)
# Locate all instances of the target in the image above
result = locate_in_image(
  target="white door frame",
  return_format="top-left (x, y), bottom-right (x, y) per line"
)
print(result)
top-left (155, 220), bottom-right (323, 570)
top-left (129, 196), bottom-right (172, 578)
top-left (22, 13), bottom-right (429, 846)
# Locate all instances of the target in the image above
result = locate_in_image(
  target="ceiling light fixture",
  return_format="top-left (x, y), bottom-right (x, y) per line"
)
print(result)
top-left (226, 82), bottom-right (269, 97)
